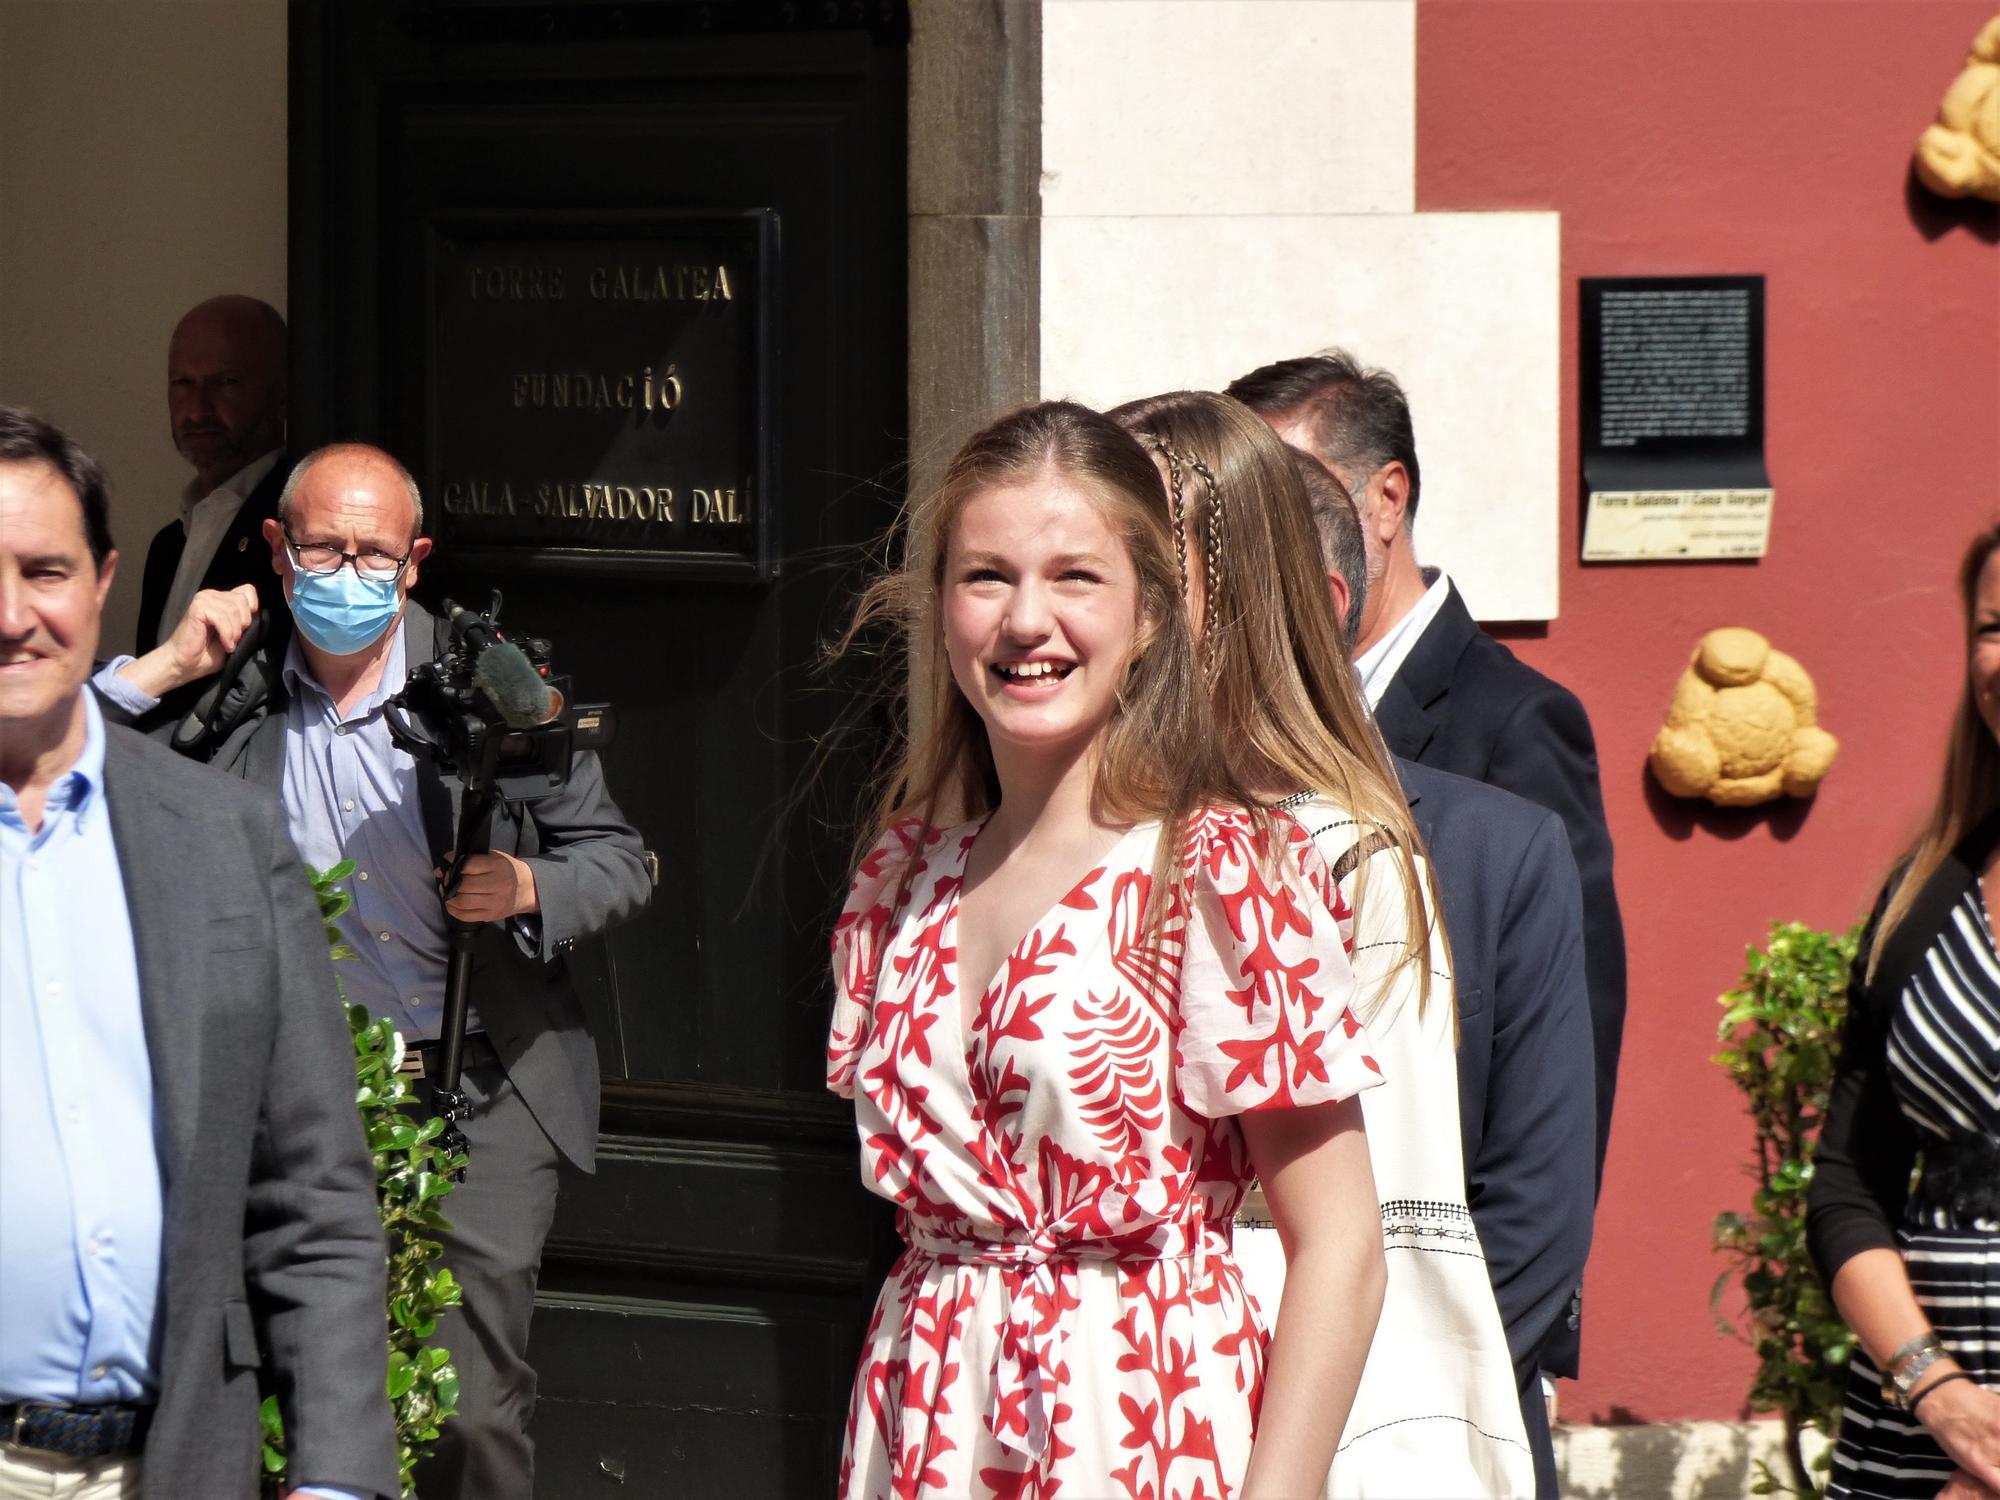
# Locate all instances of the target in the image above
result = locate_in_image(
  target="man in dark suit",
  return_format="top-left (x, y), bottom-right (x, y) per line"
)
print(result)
top-left (1395, 759), bottom-right (1595, 1495)
top-left (137, 295), bottom-right (290, 654)
top-left (1284, 442), bottom-right (1596, 1497)
top-left (1232, 351), bottom-right (1625, 1387)
top-left (0, 405), bottom-right (398, 1500)
top-left (109, 442), bottom-right (651, 1500)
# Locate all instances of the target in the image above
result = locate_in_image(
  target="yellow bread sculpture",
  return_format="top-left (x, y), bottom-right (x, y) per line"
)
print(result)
top-left (1914, 14), bottom-right (2000, 202)
top-left (1650, 629), bottom-right (1839, 807)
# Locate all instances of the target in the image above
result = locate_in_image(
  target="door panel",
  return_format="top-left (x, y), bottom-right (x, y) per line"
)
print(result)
top-left (291, 5), bottom-right (907, 1491)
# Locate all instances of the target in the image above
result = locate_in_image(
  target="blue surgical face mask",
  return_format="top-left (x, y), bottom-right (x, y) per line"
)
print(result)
top-left (288, 565), bottom-right (403, 656)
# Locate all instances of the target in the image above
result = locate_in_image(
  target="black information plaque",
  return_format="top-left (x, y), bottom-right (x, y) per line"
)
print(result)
top-left (429, 211), bottom-right (776, 579)
top-left (1579, 274), bottom-right (1772, 562)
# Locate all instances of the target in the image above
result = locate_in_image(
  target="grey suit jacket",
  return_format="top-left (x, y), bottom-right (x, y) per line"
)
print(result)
top-left (101, 723), bottom-right (399, 1500)
top-left (211, 602), bottom-right (650, 1170)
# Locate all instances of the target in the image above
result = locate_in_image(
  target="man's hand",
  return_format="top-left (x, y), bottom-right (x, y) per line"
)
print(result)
top-left (440, 850), bottom-right (540, 923)
top-left (117, 584), bottom-right (261, 698)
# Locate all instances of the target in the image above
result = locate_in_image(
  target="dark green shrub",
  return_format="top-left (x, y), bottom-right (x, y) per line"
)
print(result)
top-left (1711, 919), bottom-right (1861, 1498)
top-left (260, 863), bottom-right (464, 1497)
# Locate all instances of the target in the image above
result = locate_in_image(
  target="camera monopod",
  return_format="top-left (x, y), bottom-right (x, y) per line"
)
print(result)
top-left (383, 594), bottom-right (613, 1176)
top-left (429, 787), bottom-right (499, 1170)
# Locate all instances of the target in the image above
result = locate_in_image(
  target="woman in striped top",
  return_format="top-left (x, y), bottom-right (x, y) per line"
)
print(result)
top-left (1807, 524), bottom-right (2000, 1500)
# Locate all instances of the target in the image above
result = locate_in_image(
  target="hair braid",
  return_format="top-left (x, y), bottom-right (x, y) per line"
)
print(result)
top-left (1143, 432), bottom-right (1229, 679)
top-left (1143, 433), bottom-right (1193, 604)
top-left (1190, 453), bottom-right (1225, 681)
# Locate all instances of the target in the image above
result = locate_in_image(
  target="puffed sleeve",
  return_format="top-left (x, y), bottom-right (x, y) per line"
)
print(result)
top-left (827, 818), bottom-right (931, 1098)
top-left (1174, 808), bottom-right (1385, 1118)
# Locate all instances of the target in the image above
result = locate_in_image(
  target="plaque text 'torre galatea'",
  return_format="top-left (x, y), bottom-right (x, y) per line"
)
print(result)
top-left (463, 261), bottom-right (736, 303)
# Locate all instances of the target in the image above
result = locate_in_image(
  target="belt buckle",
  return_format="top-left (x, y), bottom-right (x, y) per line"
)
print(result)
top-left (8, 1401), bottom-right (46, 1450)
top-left (397, 1048), bottom-right (428, 1079)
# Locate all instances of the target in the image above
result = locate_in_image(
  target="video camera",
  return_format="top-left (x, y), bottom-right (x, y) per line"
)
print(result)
top-left (383, 593), bottom-right (614, 804)
top-left (381, 592), bottom-right (615, 1170)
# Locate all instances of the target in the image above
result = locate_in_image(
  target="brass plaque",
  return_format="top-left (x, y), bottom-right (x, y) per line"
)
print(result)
top-left (430, 213), bottom-right (775, 578)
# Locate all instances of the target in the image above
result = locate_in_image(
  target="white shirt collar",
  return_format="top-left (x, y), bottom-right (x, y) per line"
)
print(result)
top-left (179, 447), bottom-right (283, 529)
top-left (1354, 567), bottom-right (1452, 711)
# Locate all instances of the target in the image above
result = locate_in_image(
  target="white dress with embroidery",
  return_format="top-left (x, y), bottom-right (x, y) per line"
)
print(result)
top-left (1234, 794), bottom-right (1533, 1497)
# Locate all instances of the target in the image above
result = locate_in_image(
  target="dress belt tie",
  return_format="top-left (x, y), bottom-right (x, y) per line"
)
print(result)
top-left (903, 1208), bottom-right (1215, 1462)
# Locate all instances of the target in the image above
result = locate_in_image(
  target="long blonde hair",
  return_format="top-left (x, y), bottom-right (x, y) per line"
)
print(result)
top-left (1868, 523), bottom-right (2000, 979)
top-left (835, 400), bottom-right (1249, 915)
top-left (1109, 390), bottom-right (1448, 1014)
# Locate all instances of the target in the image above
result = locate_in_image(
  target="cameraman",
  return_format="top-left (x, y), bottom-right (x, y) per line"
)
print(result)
top-left (104, 443), bottom-right (650, 1500)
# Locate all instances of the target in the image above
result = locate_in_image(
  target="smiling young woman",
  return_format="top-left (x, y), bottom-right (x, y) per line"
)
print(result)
top-left (823, 400), bottom-right (1389, 1500)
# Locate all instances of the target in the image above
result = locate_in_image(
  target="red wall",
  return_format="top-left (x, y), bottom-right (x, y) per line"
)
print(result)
top-left (1418, 0), bottom-right (2000, 1424)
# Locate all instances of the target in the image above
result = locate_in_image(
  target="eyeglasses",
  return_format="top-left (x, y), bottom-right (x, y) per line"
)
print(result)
top-left (284, 530), bottom-right (413, 581)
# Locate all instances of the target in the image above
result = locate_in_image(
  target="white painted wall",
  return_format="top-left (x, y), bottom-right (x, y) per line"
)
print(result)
top-left (0, 0), bottom-right (288, 656)
top-left (1042, 0), bottom-right (1415, 217)
top-left (1040, 212), bottom-right (1561, 623)
top-left (1038, 0), bottom-right (1563, 621)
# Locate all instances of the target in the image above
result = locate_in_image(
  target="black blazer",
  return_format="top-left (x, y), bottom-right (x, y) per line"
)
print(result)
top-left (1375, 581), bottom-right (1624, 1377)
top-left (135, 453), bottom-right (290, 655)
top-left (1399, 758), bottom-right (1595, 1498)
top-left (102, 723), bottom-right (399, 1500)
top-left (1807, 815), bottom-right (2000, 1288)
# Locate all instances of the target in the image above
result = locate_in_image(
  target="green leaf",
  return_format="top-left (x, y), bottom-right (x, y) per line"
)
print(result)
top-left (387, 1358), bottom-right (418, 1401)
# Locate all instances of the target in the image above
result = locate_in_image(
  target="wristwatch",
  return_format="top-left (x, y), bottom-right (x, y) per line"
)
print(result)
top-left (1881, 1333), bottom-right (1947, 1410)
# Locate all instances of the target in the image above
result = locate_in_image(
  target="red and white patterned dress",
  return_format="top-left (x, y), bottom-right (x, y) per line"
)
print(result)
top-left (827, 806), bottom-right (1384, 1500)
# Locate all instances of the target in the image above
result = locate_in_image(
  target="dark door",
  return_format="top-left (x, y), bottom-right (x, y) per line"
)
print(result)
top-left (290, 4), bottom-right (906, 1492)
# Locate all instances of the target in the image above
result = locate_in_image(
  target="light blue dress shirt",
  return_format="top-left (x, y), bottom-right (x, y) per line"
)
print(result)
top-left (88, 656), bottom-right (155, 722)
top-left (277, 629), bottom-right (474, 1040)
top-left (1, 693), bottom-right (362, 1500)
top-left (1, 692), bottom-right (163, 1407)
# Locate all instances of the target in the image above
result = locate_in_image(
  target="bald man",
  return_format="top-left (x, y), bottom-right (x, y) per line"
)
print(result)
top-left (137, 295), bottom-right (291, 654)
top-left (113, 443), bottom-right (651, 1500)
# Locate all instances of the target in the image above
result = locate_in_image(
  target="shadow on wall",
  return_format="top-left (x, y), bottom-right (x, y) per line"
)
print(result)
top-left (1555, 1415), bottom-right (1828, 1500)
top-left (1641, 763), bottom-right (1814, 844)
top-left (1906, 163), bottom-right (2000, 245)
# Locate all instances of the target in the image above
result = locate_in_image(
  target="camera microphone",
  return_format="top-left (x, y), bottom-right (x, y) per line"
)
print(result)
top-left (473, 640), bottom-right (559, 728)
top-left (390, 590), bottom-right (609, 810)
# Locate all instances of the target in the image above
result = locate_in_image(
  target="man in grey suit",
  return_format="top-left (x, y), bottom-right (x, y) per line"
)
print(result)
top-left (110, 442), bottom-right (650, 1500)
top-left (1286, 446), bottom-right (1596, 1498)
top-left (0, 405), bottom-right (398, 1500)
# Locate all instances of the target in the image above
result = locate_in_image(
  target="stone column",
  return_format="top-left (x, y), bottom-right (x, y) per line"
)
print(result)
top-left (907, 0), bottom-right (1043, 501)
